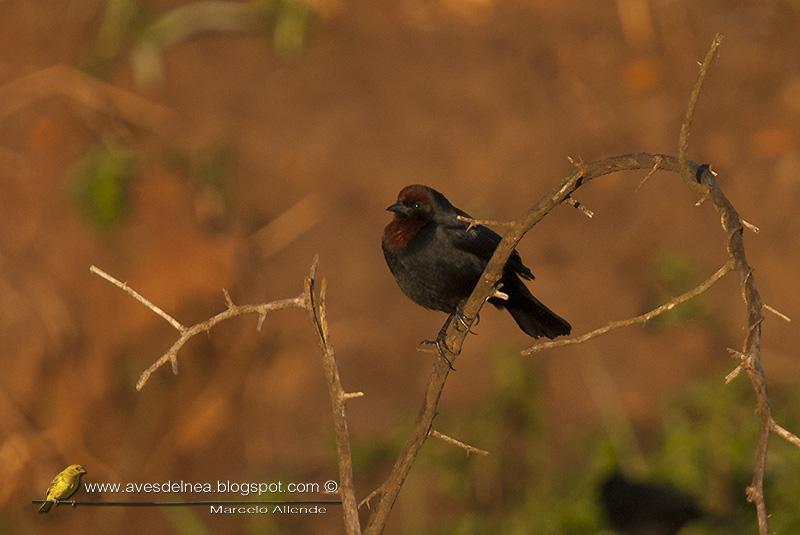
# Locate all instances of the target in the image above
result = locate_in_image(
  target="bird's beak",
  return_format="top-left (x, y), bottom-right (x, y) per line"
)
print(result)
top-left (386, 202), bottom-right (408, 215)
top-left (79, 467), bottom-right (87, 474)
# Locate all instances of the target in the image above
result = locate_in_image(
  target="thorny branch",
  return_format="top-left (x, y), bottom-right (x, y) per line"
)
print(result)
top-left (304, 257), bottom-right (362, 535)
top-left (522, 260), bottom-right (735, 355)
top-left (90, 264), bottom-right (307, 390)
top-left (91, 259), bottom-right (360, 534)
top-left (429, 430), bottom-right (489, 456)
top-left (86, 33), bottom-right (798, 535)
top-left (364, 34), bottom-right (798, 535)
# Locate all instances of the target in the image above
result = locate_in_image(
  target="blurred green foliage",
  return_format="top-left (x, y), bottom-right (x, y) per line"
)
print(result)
top-left (358, 350), bottom-right (800, 534)
top-left (84, 0), bottom-right (316, 86)
top-left (84, 0), bottom-right (150, 75)
top-left (649, 253), bottom-right (707, 327)
top-left (255, 0), bottom-right (316, 59)
top-left (71, 146), bottom-right (135, 230)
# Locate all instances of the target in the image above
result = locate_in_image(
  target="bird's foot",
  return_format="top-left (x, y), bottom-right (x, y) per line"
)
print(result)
top-left (418, 336), bottom-right (459, 370)
top-left (453, 307), bottom-right (479, 335)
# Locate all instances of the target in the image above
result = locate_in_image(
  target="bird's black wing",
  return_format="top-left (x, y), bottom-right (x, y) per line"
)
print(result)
top-left (443, 208), bottom-right (534, 280)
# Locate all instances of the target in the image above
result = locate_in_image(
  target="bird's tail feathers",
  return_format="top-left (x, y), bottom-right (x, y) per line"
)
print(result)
top-left (38, 501), bottom-right (53, 513)
top-left (493, 275), bottom-right (571, 339)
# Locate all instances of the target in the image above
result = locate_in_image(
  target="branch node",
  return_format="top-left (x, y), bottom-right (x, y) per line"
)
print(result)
top-left (724, 348), bottom-right (753, 384)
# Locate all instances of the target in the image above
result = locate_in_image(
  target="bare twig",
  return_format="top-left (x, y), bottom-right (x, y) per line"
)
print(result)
top-left (770, 418), bottom-right (800, 448)
top-left (678, 34), bottom-right (723, 191)
top-left (90, 265), bottom-right (307, 390)
top-left (90, 266), bottom-right (186, 332)
top-left (429, 430), bottom-right (489, 456)
top-left (305, 257), bottom-right (361, 535)
top-left (522, 260), bottom-right (735, 355)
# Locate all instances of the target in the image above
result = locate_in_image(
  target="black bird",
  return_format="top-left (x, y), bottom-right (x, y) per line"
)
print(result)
top-left (600, 469), bottom-right (704, 535)
top-left (381, 185), bottom-right (571, 342)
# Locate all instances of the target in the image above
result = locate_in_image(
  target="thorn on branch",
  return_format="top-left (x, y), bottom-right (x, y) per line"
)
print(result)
top-left (342, 392), bottom-right (365, 401)
top-left (492, 289), bottom-right (509, 301)
top-left (359, 487), bottom-right (383, 510)
top-left (763, 304), bottom-right (791, 323)
top-left (741, 219), bottom-right (760, 234)
top-left (223, 288), bottom-right (234, 308)
top-left (455, 215), bottom-right (515, 232)
top-left (567, 155), bottom-right (587, 175)
top-left (565, 196), bottom-right (594, 218)
top-left (694, 191), bottom-right (710, 206)
top-left (635, 155), bottom-right (663, 191)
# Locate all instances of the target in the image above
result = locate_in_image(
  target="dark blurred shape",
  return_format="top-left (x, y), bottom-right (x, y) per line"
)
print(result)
top-left (599, 469), bottom-right (703, 535)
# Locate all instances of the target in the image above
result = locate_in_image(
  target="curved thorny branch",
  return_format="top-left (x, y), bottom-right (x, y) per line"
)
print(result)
top-left (88, 34), bottom-right (799, 535)
top-left (362, 34), bottom-right (799, 535)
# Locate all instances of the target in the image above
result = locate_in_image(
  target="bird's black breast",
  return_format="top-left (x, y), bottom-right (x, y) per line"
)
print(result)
top-left (382, 223), bottom-right (485, 313)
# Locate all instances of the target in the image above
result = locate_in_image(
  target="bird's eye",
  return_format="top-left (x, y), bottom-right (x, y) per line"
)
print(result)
top-left (413, 202), bottom-right (421, 209)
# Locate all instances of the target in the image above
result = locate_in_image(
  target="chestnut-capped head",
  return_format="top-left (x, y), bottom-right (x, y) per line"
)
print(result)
top-left (386, 185), bottom-right (454, 221)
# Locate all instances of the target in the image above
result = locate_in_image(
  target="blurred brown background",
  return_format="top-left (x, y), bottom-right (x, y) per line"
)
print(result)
top-left (1, 1), bottom-right (799, 533)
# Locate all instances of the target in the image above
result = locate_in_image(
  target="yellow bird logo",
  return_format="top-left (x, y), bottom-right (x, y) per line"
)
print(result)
top-left (39, 464), bottom-right (87, 513)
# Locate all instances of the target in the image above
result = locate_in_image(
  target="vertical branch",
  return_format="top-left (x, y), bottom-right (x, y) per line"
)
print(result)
top-left (678, 33), bottom-right (723, 190)
top-left (678, 33), bottom-right (770, 534)
top-left (305, 258), bottom-right (362, 535)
